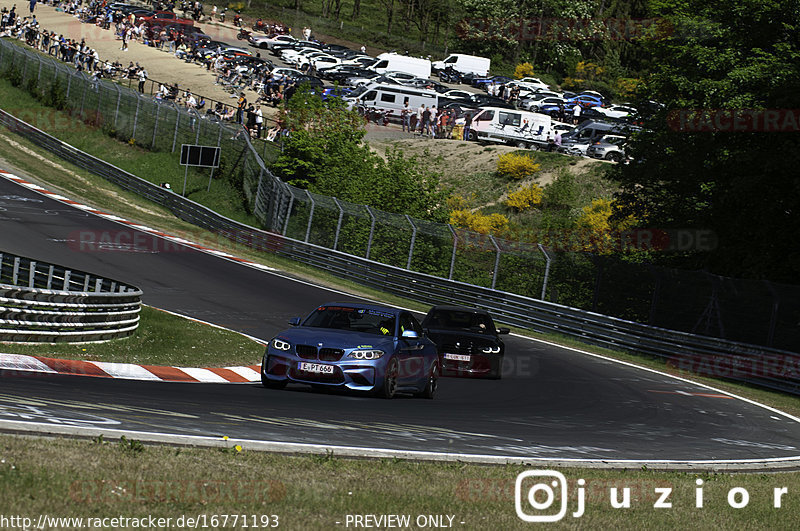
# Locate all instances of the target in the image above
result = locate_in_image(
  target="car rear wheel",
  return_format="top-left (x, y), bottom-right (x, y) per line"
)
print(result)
top-left (261, 356), bottom-right (287, 389)
top-left (376, 358), bottom-right (399, 399)
top-left (515, 141), bottom-right (528, 149)
top-left (415, 362), bottom-right (439, 399)
top-left (605, 152), bottom-right (622, 162)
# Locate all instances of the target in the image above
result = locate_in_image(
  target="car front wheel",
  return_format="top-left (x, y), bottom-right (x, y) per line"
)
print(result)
top-left (261, 356), bottom-right (287, 389)
top-left (376, 358), bottom-right (399, 399)
top-left (415, 362), bottom-right (439, 399)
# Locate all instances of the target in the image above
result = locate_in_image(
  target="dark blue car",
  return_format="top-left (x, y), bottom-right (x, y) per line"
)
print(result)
top-left (261, 302), bottom-right (440, 399)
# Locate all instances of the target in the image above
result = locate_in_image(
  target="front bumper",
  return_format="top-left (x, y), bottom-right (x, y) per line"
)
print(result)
top-left (263, 353), bottom-right (386, 391)
top-left (439, 353), bottom-right (502, 377)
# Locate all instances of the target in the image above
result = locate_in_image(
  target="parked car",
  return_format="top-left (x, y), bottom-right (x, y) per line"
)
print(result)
top-left (594, 104), bottom-right (637, 120)
top-left (564, 94), bottom-right (604, 108)
top-left (139, 11), bottom-right (193, 26)
top-left (525, 97), bottom-right (565, 113)
top-left (586, 135), bottom-right (629, 162)
top-left (471, 75), bottom-right (512, 89)
top-left (517, 77), bottom-right (551, 91)
top-left (261, 302), bottom-right (440, 399)
top-left (422, 306), bottom-right (509, 379)
top-left (249, 33), bottom-right (296, 50)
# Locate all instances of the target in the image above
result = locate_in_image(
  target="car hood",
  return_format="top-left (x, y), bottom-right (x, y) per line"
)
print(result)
top-left (274, 327), bottom-right (395, 349)
top-left (424, 328), bottom-right (500, 346)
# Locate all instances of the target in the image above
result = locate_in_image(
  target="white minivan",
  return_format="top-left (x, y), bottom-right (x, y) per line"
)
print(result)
top-left (469, 107), bottom-right (553, 148)
top-left (431, 54), bottom-right (490, 76)
top-left (344, 83), bottom-right (439, 117)
top-left (370, 53), bottom-right (432, 79)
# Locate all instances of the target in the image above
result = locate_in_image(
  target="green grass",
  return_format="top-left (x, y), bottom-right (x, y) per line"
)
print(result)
top-left (0, 306), bottom-right (263, 367)
top-left (0, 434), bottom-right (798, 529)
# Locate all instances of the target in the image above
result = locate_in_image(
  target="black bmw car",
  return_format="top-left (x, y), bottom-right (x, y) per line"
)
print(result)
top-left (421, 306), bottom-right (509, 379)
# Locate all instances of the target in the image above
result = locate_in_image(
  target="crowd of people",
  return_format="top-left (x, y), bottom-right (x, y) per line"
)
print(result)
top-left (399, 102), bottom-right (459, 139)
top-left (0, 1), bottom-right (298, 141)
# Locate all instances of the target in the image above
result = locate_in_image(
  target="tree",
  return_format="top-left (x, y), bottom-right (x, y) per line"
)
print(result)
top-left (273, 88), bottom-right (449, 222)
top-left (610, 0), bottom-right (800, 282)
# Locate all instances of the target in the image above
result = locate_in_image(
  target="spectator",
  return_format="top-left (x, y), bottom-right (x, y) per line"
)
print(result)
top-left (572, 103), bottom-right (582, 124)
top-left (137, 66), bottom-right (147, 92)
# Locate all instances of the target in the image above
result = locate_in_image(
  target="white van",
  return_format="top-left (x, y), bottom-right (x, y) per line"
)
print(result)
top-left (344, 83), bottom-right (439, 117)
top-left (431, 54), bottom-right (490, 76)
top-left (370, 53), bottom-right (431, 79)
top-left (469, 107), bottom-right (553, 148)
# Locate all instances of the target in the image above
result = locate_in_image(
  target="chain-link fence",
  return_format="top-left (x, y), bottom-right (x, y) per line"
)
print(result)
top-left (1, 37), bottom-right (797, 354)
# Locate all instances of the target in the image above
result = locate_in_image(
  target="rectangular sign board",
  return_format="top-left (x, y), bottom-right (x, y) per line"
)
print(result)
top-left (180, 144), bottom-right (221, 168)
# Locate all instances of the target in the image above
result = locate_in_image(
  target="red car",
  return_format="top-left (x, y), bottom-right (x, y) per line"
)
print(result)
top-left (138, 11), bottom-right (194, 26)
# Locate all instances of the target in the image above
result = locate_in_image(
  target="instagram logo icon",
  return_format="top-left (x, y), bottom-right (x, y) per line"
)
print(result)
top-left (515, 470), bottom-right (585, 522)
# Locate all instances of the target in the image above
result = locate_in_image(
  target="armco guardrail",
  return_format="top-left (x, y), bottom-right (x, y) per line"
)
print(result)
top-left (1, 109), bottom-right (797, 395)
top-left (0, 252), bottom-right (142, 342)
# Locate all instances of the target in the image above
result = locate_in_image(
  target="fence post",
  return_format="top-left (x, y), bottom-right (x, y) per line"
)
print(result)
top-left (489, 235), bottom-right (501, 290)
top-left (365, 206), bottom-right (376, 260)
top-left (113, 84), bottom-right (122, 129)
top-left (538, 243), bottom-right (551, 301)
top-left (131, 95), bottom-right (141, 141)
top-left (447, 224), bottom-right (458, 280)
top-left (332, 198), bottom-right (345, 251)
top-left (304, 190), bottom-right (315, 243)
top-left (66, 69), bottom-right (73, 100)
top-left (151, 103), bottom-right (160, 149)
top-left (28, 261), bottom-right (36, 288)
top-left (171, 109), bottom-right (180, 153)
top-left (281, 192), bottom-right (295, 236)
top-left (79, 75), bottom-right (88, 115)
top-left (195, 111), bottom-right (201, 144)
top-left (36, 54), bottom-right (43, 83)
top-left (405, 215), bottom-right (417, 271)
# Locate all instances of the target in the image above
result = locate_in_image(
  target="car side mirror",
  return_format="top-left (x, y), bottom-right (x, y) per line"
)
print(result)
top-left (288, 317), bottom-right (302, 326)
top-left (401, 330), bottom-right (419, 339)
top-left (497, 328), bottom-right (510, 335)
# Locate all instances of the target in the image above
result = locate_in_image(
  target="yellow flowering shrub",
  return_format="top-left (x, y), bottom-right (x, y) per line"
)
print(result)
top-left (505, 183), bottom-right (544, 211)
top-left (496, 153), bottom-right (541, 181)
top-left (449, 210), bottom-right (509, 235)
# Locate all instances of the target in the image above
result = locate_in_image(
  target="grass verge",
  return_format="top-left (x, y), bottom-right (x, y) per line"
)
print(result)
top-left (0, 306), bottom-right (263, 367)
top-left (0, 75), bottom-right (797, 420)
top-left (0, 434), bottom-right (798, 529)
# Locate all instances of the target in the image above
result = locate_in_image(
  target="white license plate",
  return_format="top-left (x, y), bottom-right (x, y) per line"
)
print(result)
top-left (444, 353), bottom-right (471, 362)
top-left (298, 362), bottom-right (335, 374)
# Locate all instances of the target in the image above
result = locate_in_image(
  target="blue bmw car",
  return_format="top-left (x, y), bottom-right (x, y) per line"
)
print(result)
top-left (261, 302), bottom-right (440, 399)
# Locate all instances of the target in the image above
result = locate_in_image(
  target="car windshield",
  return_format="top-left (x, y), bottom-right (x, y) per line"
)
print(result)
top-left (303, 306), bottom-right (396, 336)
top-left (424, 310), bottom-right (494, 334)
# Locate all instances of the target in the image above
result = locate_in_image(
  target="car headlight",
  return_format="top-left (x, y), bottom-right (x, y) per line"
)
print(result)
top-left (271, 338), bottom-right (291, 351)
top-left (347, 349), bottom-right (385, 360)
top-left (481, 346), bottom-right (501, 354)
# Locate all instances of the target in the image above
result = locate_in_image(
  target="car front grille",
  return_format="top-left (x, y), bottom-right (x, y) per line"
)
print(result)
top-left (295, 344), bottom-right (317, 360)
top-left (441, 342), bottom-right (476, 355)
top-left (318, 348), bottom-right (344, 362)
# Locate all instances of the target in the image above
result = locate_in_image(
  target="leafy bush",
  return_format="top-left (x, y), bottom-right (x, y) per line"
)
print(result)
top-left (514, 62), bottom-right (535, 79)
top-left (449, 209), bottom-right (509, 235)
top-left (505, 183), bottom-right (543, 211)
top-left (496, 152), bottom-right (540, 181)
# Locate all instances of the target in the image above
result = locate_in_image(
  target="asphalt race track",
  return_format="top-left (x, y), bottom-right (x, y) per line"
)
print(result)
top-left (2, 174), bottom-right (800, 466)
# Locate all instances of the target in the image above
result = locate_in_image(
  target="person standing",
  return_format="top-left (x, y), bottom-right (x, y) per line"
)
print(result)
top-left (137, 66), bottom-right (147, 92)
top-left (421, 105), bottom-right (431, 137)
top-left (401, 101), bottom-right (411, 132)
top-left (303, 26), bottom-right (312, 41)
top-left (429, 105), bottom-right (437, 138)
top-left (254, 106), bottom-right (264, 137)
top-left (236, 92), bottom-right (247, 124)
top-left (463, 111), bottom-right (473, 141)
top-left (416, 103), bottom-right (425, 134)
top-left (572, 102), bottom-right (582, 124)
